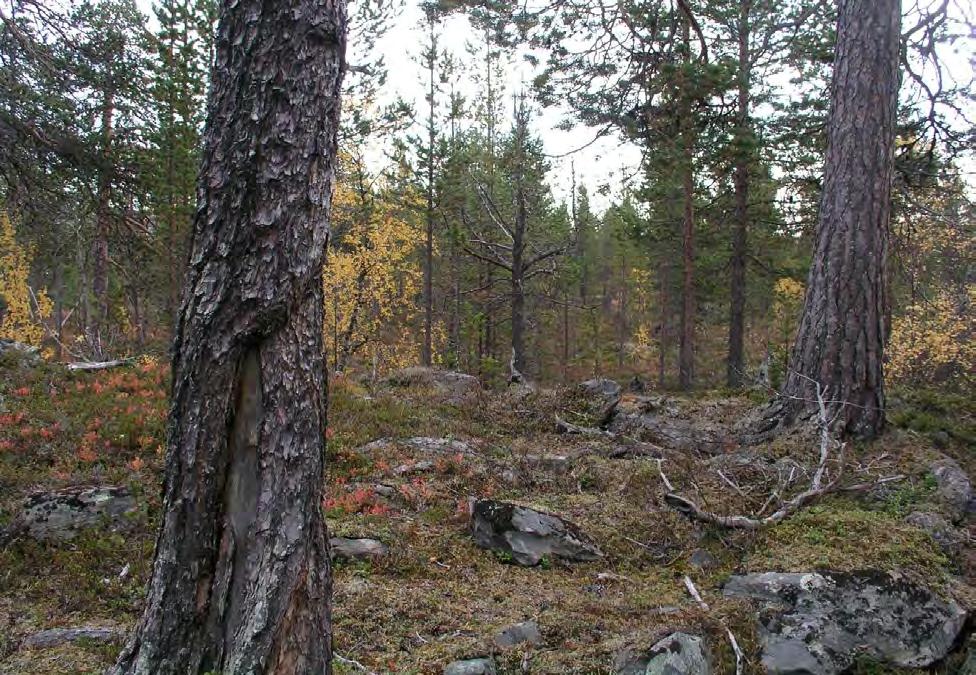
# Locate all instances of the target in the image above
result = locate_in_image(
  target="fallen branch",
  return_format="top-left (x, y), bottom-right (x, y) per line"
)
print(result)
top-left (66, 358), bottom-right (134, 372)
top-left (665, 376), bottom-right (851, 530)
top-left (555, 415), bottom-right (607, 436)
top-left (334, 654), bottom-right (376, 674)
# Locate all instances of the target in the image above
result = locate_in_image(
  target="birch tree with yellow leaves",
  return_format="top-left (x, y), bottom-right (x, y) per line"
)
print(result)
top-left (0, 212), bottom-right (51, 346)
top-left (324, 154), bottom-right (429, 375)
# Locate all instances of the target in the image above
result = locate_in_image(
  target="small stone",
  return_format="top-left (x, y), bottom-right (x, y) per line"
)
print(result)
top-left (522, 454), bottom-right (573, 474)
top-left (23, 626), bottom-right (124, 649)
top-left (492, 620), bottom-right (542, 649)
top-left (373, 483), bottom-right (396, 497)
top-left (614, 632), bottom-right (711, 675)
top-left (931, 457), bottom-right (972, 522)
top-left (930, 430), bottom-right (951, 449)
top-left (329, 537), bottom-right (388, 562)
top-left (905, 511), bottom-right (965, 553)
top-left (443, 657), bottom-right (496, 675)
top-left (689, 548), bottom-right (717, 570)
top-left (645, 633), bottom-right (711, 675)
top-left (394, 459), bottom-right (435, 475)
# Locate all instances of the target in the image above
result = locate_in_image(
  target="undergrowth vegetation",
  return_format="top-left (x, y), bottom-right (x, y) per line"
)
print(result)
top-left (0, 354), bottom-right (972, 673)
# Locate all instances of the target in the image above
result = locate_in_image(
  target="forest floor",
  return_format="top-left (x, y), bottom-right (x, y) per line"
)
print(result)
top-left (0, 350), bottom-right (973, 674)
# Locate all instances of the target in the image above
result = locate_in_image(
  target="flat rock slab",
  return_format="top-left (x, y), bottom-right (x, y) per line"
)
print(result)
top-left (360, 437), bottom-right (474, 456)
top-left (330, 537), bottom-right (388, 562)
top-left (443, 658), bottom-right (496, 675)
top-left (23, 626), bottom-right (124, 649)
top-left (615, 632), bottom-right (711, 675)
top-left (492, 620), bottom-right (542, 649)
top-left (385, 367), bottom-right (481, 404)
top-left (723, 571), bottom-right (967, 674)
top-left (470, 499), bottom-right (602, 566)
top-left (21, 485), bottom-right (137, 541)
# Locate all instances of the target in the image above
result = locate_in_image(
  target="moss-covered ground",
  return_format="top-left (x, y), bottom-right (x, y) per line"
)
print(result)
top-left (0, 352), bottom-right (972, 673)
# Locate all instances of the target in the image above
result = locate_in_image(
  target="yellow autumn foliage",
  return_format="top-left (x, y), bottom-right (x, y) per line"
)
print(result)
top-left (887, 287), bottom-right (975, 388)
top-left (771, 277), bottom-right (805, 348)
top-left (0, 211), bottom-right (51, 346)
top-left (323, 163), bottom-right (428, 374)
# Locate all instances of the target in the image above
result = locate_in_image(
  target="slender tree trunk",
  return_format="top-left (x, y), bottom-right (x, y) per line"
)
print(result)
top-left (111, 2), bottom-right (347, 673)
top-left (677, 19), bottom-right (696, 391)
top-left (774, 0), bottom-right (900, 439)
top-left (510, 179), bottom-right (526, 379)
top-left (727, 0), bottom-right (751, 388)
top-left (53, 261), bottom-right (63, 361)
top-left (91, 86), bottom-right (115, 359)
top-left (657, 258), bottom-right (669, 388)
top-left (422, 23), bottom-right (436, 367)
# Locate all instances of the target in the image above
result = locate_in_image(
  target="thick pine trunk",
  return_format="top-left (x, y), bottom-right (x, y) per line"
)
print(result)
top-left (111, 2), bottom-right (347, 674)
top-left (775, 0), bottom-right (899, 438)
top-left (727, 0), bottom-right (751, 389)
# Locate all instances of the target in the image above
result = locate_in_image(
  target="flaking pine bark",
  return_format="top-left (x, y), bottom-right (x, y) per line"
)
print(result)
top-left (773, 0), bottom-right (901, 438)
top-left (110, 1), bottom-right (347, 674)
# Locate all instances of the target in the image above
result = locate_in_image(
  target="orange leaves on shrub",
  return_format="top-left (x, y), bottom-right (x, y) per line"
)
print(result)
top-left (323, 485), bottom-right (392, 516)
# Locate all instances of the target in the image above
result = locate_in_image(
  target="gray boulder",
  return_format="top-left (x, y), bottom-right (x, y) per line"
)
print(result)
top-left (385, 367), bottom-right (480, 403)
top-left (443, 658), bottom-right (496, 675)
top-left (470, 499), bottom-right (602, 566)
top-left (723, 571), bottom-right (967, 674)
top-left (20, 486), bottom-right (137, 542)
top-left (492, 620), bottom-right (542, 649)
top-left (0, 339), bottom-right (40, 365)
top-left (329, 537), bottom-right (388, 562)
top-left (578, 378), bottom-right (622, 402)
top-left (614, 632), bottom-right (711, 675)
top-left (930, 457), bottom-right (972, 522)
top-left (23, 626), bottom-right (124, 649)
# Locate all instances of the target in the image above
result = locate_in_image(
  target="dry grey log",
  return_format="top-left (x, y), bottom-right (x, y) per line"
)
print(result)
top-left (66, 358), bottom-right (134, 371)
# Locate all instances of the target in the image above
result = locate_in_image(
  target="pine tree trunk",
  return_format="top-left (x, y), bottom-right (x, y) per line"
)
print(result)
top-left (422, 25), bottom-right (436, 367)
top-left (111, 2), bottom-right (347, 673)
top-left (91, 87), bottom-right (114, 359)
top-left (727, 0), bottom-right (751, 389)
top-left (677, 19), bottom-right (696, 391)
top-left (775, 0), bottom-right (899, 438)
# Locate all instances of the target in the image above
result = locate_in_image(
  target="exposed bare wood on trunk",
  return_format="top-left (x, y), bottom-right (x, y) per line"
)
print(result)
top-left (772, 0), bottom-right (900, 439)
top-left (110, 1), bottom-right (347, 673)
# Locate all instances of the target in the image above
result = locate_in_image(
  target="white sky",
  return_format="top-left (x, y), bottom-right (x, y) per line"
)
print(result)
top-left (367, 3), bottom-right (644, 212)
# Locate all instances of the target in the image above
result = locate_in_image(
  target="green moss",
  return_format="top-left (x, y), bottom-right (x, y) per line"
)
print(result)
top-left (746, 500), bottom-right (950, 578)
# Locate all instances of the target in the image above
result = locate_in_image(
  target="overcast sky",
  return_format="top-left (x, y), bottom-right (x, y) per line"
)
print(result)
top-left (135, 0), bottom-right (973, 210)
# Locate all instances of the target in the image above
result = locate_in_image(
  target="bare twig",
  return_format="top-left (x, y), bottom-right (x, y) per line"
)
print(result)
top-left (665, 377), bottom-right (848, 530)
top-left (683, 575), bottom-right (708, 610)
top-left (334, 654), bottom-right (376, 674)
top-left (656, 459), bottom-right (675, 491)
top-left (683, 575), bottom-right (743, 675)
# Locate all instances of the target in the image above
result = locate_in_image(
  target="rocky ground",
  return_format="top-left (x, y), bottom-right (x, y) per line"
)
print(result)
top-left (0, 346), bottom-right (973, 674)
